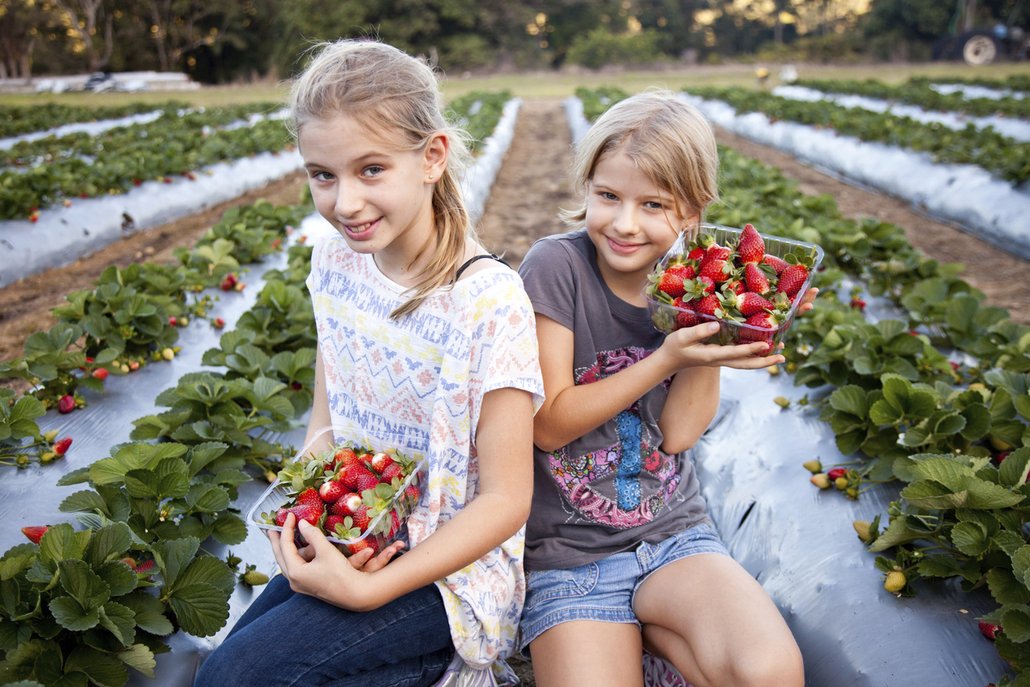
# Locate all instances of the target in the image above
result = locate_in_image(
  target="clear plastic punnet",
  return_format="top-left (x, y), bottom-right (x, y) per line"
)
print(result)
top-left (646, 222), bottom-right (824, 349)
top-left (247, 426), bottom-right (425, 555)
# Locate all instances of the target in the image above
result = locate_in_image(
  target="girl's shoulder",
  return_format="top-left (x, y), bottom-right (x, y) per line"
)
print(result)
top-left (522, 230), bottom-right (592, 270)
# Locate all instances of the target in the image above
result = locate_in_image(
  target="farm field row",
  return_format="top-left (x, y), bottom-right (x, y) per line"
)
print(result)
top-left (0, 76), bottom-right (1028, 686)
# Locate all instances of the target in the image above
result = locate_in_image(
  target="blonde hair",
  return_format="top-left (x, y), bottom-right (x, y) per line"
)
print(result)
top-left (289, 39), bottom-right (474, 319)
top-left (562, 90), bottom-right (719, 229)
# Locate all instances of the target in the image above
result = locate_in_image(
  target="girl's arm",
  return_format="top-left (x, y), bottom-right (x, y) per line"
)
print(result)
top-left (533, 316), bottom-right (781, 452)
top-left (657, 287), bottom-right (821, 453)
top-left (271, 385), bottom-right (535, 612)
top-left (302, 346), bottom-right (335, 456)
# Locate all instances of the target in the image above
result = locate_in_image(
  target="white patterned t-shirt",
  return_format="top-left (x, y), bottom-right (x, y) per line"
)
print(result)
top-left (306, 233), bottom-right (544, 670)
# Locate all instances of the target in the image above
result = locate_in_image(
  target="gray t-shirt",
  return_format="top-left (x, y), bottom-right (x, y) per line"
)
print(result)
top-left (519, 230), bottom-right (710, 571)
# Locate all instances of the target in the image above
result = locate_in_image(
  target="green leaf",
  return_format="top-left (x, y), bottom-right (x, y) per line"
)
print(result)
top-left (1000, 448), bottom-right (1030, 488)
top-left (868, 514), bottom-right (929, 552)
top-left (119, 593), bottom-right (173, 636)
top-left (95, 561), bottom-right (137, 598)
top-left (177, 556), bottom-right (237, 596)
top-left (868, 399), bottom-right (901, 426)
top-left (59, 490), bottom-right (110, 516)
top-left (38, 524), bottom-right (90, 567)
top-left (211, 512), bottom-right (248, 546)
top-left (988, 568), bottom-right (1030, 605)
top-left (49, 596), bottom-right (100, 632)
top-left (89, 443), bottom-right (188, 486)
top-left (951, 521), bottom-right (989, 556)
top-left (1002, 605), bottom-right (1030, 643)
top-left (117, 644), bottom-right (156, 678)
top-left (150, 537), bottom-right (200, 590)
top-left (86, 524), bottom-right (132, 568)
top-left (64, 645), bottom-right (128, 687)
top-left (188, 484), bottom-right (230, 513)
top-left (59, 560), bottom-right (110, 610)
top-left (909, 456), bottom-right (973, 490)
top-left (828, 385), bottom-right (868, 419)
top-left (166, 582), bottom-right (230, 637)
top-left (98, 601), bottom-right (136, 646)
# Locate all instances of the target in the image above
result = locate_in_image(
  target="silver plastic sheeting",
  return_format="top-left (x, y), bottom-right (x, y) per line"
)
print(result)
top-left (696, 367), bottom-right (1010, 686)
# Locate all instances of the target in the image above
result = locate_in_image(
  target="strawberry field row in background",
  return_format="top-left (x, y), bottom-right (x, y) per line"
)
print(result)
top-left (575, 86), bottom-right (1028, 685)
top-left (925, 74), bottom-right (1030, 93)
top-left (788, 77), bottom-right (1028, 120)
top-left (687, 86), bottom-right (1030, 185)
top-left (0, 102), bottom-right (291, 220)
top-left (771, 82), bottom-right (1030, 144)
top-left (0, 101), bottom-right (190, 139)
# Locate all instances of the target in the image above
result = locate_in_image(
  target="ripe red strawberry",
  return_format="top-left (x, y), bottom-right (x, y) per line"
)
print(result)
top-left (57, 394), bottom-right (76, 414)
top-left (330, 492), bottom-right (364, 516)
top-left (369, 452), bottom-right (394, 472)
top-left (288, 500), bottom-right (324, 527)
top-left (405, 484), bottom-right (421, 503)
top-left (324, 514), bottom-right (345, 536)
top-left (699, 252), bottom-right (731, 284)
top-left (91, 368), bottom-right (109, 381)
top-left (220, 273), bottom-right (237, 291)
top-left (347, 538), bottom-right (379, 556)
top-left (730, 292), bottom-right (775, 317)
top-left (379, 462), bottom-right (404, 483)
top-left (826, 467), bottom-right (847, 480)
top-left (350, 505), bottom-right (371, 531)
top-left (296, 487), bottom-right (322, 506)
top-left (850, 297), bottom-right (866, 311)
top-left (53, 437), bottom-right (72, 456)
top-left (341, 463), bottom-right (378, 491)
top-left (739, 312), bottom-right (780, 352)
top-left (687, 246), bottom-right (705, 261)
top-left (656, 271), bottom-right (686, 298)
top-left (318, 479), bottom-right (347, 503)
top-left (736, 224), bottom-right (765, 264)
top-left (744, 263), bottom-right (771, 295)
top-left (387, 510), bottom-right (402, 537)
top-left (725, 278), bottom-right (745, 296)
top-left (979, 620), bottom-right (1002, 641)
top-left (672, 298), bottom-right (699, 328)
top-left (21, 526), bottom-right (49, 544)
top-left (168, 316), bottom-right (178, 327)
top-left (354, 471), bottom-right (381, 493)
top-left (761, 254), bottom-right (788, 274)
top-left (777, 264), bottom-right (809, 298)
top-left (213, 317), bottom-right (226, 329)
top-left (693, 294), bottom-right (722, 318)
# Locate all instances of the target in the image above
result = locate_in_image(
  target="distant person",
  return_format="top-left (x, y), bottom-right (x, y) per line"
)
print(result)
top-left (194, 38), bottom-right (543, 687)
top-left (780, 64), bottom-right (799, 84)
top-left (755, 66), bottom-right (770, 87)
top-left (516, 91), bottom-right (813, 687)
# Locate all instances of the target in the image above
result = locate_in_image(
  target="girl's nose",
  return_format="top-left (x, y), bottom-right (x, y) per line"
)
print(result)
top-left (334, 180), bottom-right (363, 218)
top-left (612, 205), bottom-right (638, 235)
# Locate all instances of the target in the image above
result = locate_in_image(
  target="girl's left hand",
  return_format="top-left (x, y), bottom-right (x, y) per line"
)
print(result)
top-left (269, 513), bottom-right (398, 611)
top-left (797, 287), bottom-right (819, 315)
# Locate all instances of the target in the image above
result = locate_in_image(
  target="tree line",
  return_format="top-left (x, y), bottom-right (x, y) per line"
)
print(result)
top-left (0, 0), bottom-right (1025, 83)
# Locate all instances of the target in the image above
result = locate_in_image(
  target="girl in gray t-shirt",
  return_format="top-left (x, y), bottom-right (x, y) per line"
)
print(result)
top-left (517, 91), bottom-right (816, 687)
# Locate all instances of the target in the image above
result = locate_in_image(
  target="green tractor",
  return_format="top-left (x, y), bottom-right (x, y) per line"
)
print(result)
top-left (934, 0), bottom-right (1029, 64)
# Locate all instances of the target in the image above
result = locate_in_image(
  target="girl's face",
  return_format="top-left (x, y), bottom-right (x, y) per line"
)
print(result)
top-left (585, 147), bottom-right (697, 304)
top-left (299, 113), bottom-right (447, 283)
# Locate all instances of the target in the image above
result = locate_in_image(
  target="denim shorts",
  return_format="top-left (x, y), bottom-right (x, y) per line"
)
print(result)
top-left (518, 522), bottom-right (729, 651)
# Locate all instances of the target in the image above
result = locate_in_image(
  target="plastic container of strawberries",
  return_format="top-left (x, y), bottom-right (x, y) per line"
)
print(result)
top-left (246, 428), bottom-right (424, 555)
top-left (646, 223), bottom-right (823, 348)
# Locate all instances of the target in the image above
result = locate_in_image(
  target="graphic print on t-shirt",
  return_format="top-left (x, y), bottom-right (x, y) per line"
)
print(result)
top-left (548, 347), bottom-right (681, 529)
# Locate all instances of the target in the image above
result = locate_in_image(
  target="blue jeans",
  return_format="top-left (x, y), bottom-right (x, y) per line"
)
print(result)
top-left (194, 575), bottom-right (455, 687)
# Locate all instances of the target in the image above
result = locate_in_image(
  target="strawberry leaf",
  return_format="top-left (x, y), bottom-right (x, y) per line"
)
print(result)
top-left (98, 601), bottom-right (135, 645)
top-left (165, 582), bottom-right (230, 638)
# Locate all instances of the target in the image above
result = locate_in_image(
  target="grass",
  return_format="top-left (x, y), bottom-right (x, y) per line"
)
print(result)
top-left (2, 61), bottom-right (1029, 108)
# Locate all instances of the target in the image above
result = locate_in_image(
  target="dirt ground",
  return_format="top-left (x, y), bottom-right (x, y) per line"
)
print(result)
top-left (0, 95), bottom-right (1026, 684)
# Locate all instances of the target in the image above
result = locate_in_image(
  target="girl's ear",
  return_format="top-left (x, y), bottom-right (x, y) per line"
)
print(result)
top-left (423, 132), bottom-right (449, 182)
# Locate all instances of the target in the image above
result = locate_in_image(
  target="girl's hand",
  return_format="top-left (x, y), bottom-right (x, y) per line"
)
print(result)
top-left (293, 538), bottom-right (405, 572)
top-left (269, 513), bottom-right (386, 611)
top-left (660, 322), bottom-right (785, 370)
top-left (797, 287), bottom-right (819, 315)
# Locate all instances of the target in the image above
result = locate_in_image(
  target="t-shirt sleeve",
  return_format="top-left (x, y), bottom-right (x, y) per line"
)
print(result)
top-left (305, 233), bottom-right (330, 296)
top-left (518, 236), bottom-right (577, 331)
top-left (474, 273), bottom-right (545, 423)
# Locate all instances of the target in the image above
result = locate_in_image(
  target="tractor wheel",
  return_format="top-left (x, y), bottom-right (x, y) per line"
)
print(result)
top-left (961, 32), bottom-right (998, 65)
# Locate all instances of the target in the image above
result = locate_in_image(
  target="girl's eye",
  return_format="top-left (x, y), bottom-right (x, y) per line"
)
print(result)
top-left (599, 191), bottom-right (617, 201)
top-left (309, 170), bottom-right (333, 182)
top-left (362, 165), bottom-right (385, 177)
top-left (645, 201), bottom-right (664, 210)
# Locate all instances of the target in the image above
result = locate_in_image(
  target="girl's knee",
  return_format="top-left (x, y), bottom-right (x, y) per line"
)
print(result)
top-left (725, 641), bottom-right (804, 687)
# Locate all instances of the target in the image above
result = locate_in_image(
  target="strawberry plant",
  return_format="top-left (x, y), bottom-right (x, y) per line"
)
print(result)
top-left (0, 522), bottom-right (233, 686)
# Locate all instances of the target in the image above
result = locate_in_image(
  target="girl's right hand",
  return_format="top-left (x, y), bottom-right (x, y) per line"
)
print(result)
top-left (345, 541), bottom-right (405, 572)
top-left (660, 321), bottom-right (785, 370)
